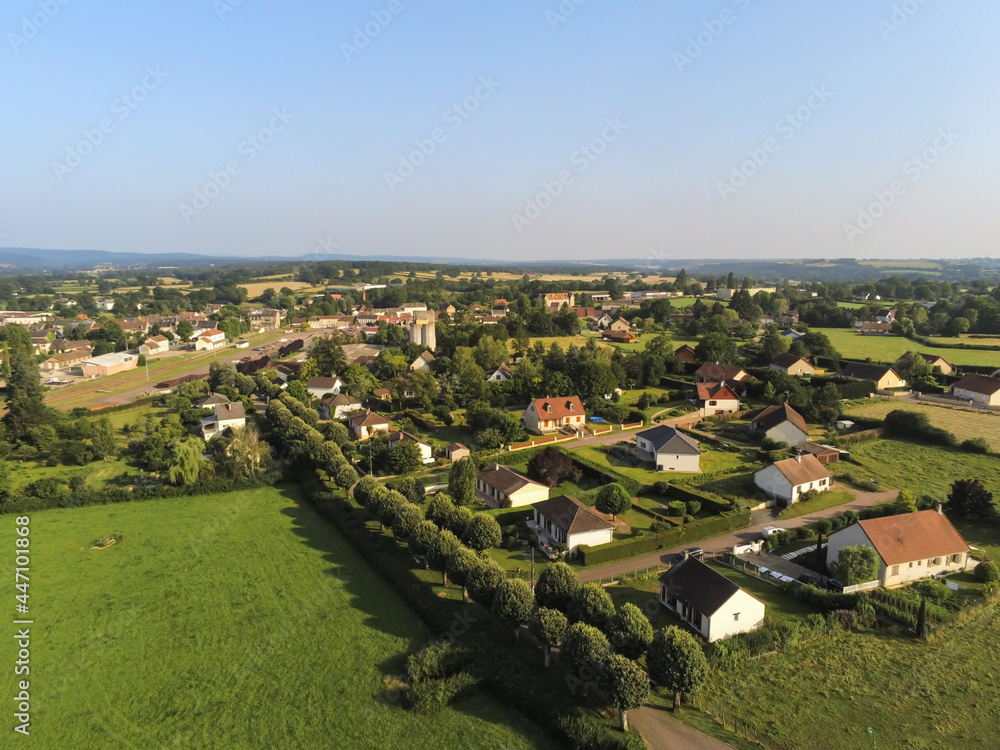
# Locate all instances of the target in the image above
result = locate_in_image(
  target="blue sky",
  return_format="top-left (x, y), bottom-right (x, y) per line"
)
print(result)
top-left (3, 1), bottom-right (998, 261)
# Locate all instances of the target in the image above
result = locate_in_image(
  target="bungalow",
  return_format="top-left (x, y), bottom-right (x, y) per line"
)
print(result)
top-left (949, 374), bottom-right (1000, 407)
top-left (694, 363), bottom-right (750, 383)
top-left (602, 330), bottom-right (638, 344)
top-left (659, 558), bottom-right (765, 642)
top-left (409, 351), bottom-right (435, 372)
top-left (201, 402), bottom-right (246, 440)
top-left (487, 363), bottom-right (513, 382)
top-left (753, 454), bottom-right (832, 507)
top-left (751, 403), bottom-right (810, 446)
top-left (196, 393), bottom-right (230, 408)
top-left (859, 322), bottom-right (893, 336)
top-left (41, 350), bottom-right (91, 371)
top-left (838, 363), bottom-right (906, 390)
top-left (695, 382), bottom-right (741, 418)
top-left (305, 376), bottom-right (344, 401)
top-left (347, 410), bottom-right (391, 441)
top-left (531, 495), bottom-right (615, 555)
top-left (50, 339), bottom-right (92, 354)
top-left (446, 443), bottom-right (470, 462)
top-left (476, 464), bottom-right (549, 508)
top-left (636, 425), bottom-right (701, 472)
top-left (388, 431), bottom-right (434, 464)
top-left (895, 352), bottom-right (954, 376)
top-left (826, 508), bottom-right (972, 588)
top-left (769, 353), bottom-right (816, 377)
top-left (523, 396), bottom-right (586, 434)
top-left (674, 344), bottom-right (697, 362)
top-left (607, 317), bottom-right (633, 333)
top-left (194, 329), bottom-right (227, 351)
top-left (321, 393), bottom-right (362, 420)
top-left (139, 335), bottom-right (170, 356)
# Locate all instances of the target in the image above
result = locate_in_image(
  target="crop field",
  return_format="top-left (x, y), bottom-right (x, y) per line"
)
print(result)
top-left (694, 599), bottom-right (1000, 749)
top-left (814, 328), bottom-right (1000, 367)
top-left (847, 438), bottom-right (1000, 500)
top-left (847, 401), bottom-right (1000, 450)
top-left (1, 486), bottom-right (548, 749)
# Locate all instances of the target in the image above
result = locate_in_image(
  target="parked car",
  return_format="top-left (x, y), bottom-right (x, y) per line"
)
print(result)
top-left (673, 547), bottom-right (704, 562)
top-left (761, 526), bottom-right (782, 539)
top-left (826, 578), bottom-right (845, 592)
top-left (797, 573), bottom-right (820, 586)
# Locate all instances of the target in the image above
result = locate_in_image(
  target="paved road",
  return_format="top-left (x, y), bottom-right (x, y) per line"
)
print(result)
top-left (578, 488), bottom-right (896, 583)
top-left (631, 705), bottom-right (736, 750)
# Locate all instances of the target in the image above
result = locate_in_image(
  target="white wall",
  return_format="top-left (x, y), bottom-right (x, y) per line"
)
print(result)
top-left (754, 464), bottom-right (793, 503)
top-left (766, 422), bottom-right (809, 446)
top-left (656, 452), bottom-right (700, 472)
top-left (825, 523), bottom-right (873, 571)
top-left (707, 590), bottom-right (766, 642)
top-left (508, 484), bottom-right (550, 508)
top-left (566, 527), bottom-right (614, 553)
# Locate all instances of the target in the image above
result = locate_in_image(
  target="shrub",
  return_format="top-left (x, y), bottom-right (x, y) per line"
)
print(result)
top-left (666, 501), bottom-right (686, 517)
top-left (685, 500), bottom-right (701, 516)
top-left (527, 447), bottom-right (576, 488)
top-left (961, 437), bottom-right (990, 454)
top-left (760, 438), bottom-right (788, 452)
top-left (976, 559), bottom-right (1000, 583)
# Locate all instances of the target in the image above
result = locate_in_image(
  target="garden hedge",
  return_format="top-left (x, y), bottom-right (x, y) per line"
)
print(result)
top-left (664, 483), bottom-right (732, 515)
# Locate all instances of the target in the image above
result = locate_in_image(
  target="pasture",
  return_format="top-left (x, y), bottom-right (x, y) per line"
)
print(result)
top-left (814, 328), bottom-right (1000, 367)
top-left (847, 401), bottom-right (1000, 451)
top-left (2, 486), bottom-right (548, 749)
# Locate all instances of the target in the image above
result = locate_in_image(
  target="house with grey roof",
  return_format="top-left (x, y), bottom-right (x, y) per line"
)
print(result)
top-left (659, 558), bottom-right (765, 642)
top-left (531, 495), bottom-right (615, 556)
top-left (635, 425), bottom-right (701, 472)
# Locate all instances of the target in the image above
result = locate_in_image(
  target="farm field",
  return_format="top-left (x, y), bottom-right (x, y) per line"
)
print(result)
top-left (814, 328), bottom-right (1000, 366)
top-left (693, 600), bottom-right (1000, 749)
top-left (2, 486), bottom-right (549, 749)
top-left (847, 400), bottom-right (1000, 450)
top-left (846, 438), bottom-right (1000, 499)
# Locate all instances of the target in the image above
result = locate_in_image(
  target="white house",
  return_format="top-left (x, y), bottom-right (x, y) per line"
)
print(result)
top-left (753, 454), bottom-right (832, 507)
top-left (306, 376), bottom-right (344, 401)
top-left (531, 495), bottom-right (615, 555)
top-left (635, 425), bottom-right (701, 472)
top-left (659, 558), bottom-right (765, 642)
top-left (388, 431), bottom-right (434, 464)
top-left (201, 402), bottom-right (246, 440)
top-left (409, 351), bottom-right (435, 372)
top-left (751, 403), bottom-right (810, 446)
top-left (347, 410), bottom-right (391, 441)
top-left (194, 329), bottom-right (226, 351)
top-left (695, 382), bottom-right (741, 418)
top-left (139, 335), bottom-right (170, 356)
top-left (523, 396), bottom-right (586, 434)
top-left (320, 393), bottom-right (362, 420)
top-left (826, 508), bottom-right (973, 588)
top-left (476, 464), bottom-right (549, 508)
top-left (949, 374), bottom-right (1000, 407)
top-left (487, 363), bottom-right (513, 382)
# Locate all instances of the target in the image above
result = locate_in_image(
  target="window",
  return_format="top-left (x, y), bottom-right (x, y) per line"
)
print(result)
top-left (909, 562), bottom-right (913, 568)
top-left (951, 553), bottom-right (962, 564)
top-left (891, 565), bottom-right (899, 576)
top-left (932, 557), bottom-right (941, 566)
top-left (918, 560), bottom-right (922, 566)
top-left (733, 612), bottom-right (740, 621)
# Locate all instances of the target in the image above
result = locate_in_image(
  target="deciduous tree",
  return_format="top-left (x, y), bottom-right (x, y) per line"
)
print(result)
top-left (648, 626), bottom-right (709, 712)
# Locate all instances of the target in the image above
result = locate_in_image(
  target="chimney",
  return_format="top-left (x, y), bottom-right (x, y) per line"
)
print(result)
top-left (936, 502), bottom-right (943, 515)
top-left (796, 453), bottom-right (802, 463)
top-left (682, 550), bottom-right (690, 561)
top-left (493, 463), bottom-right (500, 472)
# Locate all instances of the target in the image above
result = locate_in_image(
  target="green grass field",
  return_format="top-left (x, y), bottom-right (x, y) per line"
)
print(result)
top-left (3, 486), bottom-right (548, 749)
top-left (814, 328), bottom-right (1000, 367)
top-left (848, 439), bottom-right (1000, 499)
top-left (571, 444), bottom-right (754, 487)
top-left (776, 489), bottom-right (855, 519)
top-left (695, 599), bottom-right (1000, 749)
top-left (847, 401), bottom-right (1000, 451)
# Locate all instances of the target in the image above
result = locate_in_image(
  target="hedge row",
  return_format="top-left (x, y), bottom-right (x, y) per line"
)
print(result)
top-left (908, 333), bottom-right (1000, 352)
top-left (664, 484), bottom-right (732, 515)
top-left (579, 510), bottom-right (752, 566)
top-left (67, 395), bottom-right (162, 419)
top-left (0, 470), bottom-right (286, 515)
top-left (569, 452), bottom-right (643, 496)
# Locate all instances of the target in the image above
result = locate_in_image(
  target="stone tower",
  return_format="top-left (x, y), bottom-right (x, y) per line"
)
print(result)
top-left (409, 311), bottom-right (436, 351)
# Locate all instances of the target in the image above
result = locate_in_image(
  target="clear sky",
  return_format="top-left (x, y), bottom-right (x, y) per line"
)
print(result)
top-left (3, 1), bottom-right (998, 262)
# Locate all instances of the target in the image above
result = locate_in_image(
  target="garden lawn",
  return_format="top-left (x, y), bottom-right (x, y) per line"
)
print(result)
top-left (706, 561), bottom-right (820, 623)
top-left (813, 328), bottom-right (1000, 367)
top-left (847, 438), bottom-right (1000, 499)
top-left (847, 400), bottom-right (1000, 451)
top-left (6, 457), bottom-right (134, 493)
top-left (4, 486), bottom-right (549, 749)
top-left (691, 601), bottom-right (1000, 749)
top-left (776, 489), bottom-right (855, 519)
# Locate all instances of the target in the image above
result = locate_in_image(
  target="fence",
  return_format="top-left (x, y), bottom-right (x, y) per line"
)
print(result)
top-left (842, 580), bottom-right (879, 594)
top-left (506, 433), bottom-right (578, 452)
top-left (591, 563), bottom-right (670, 587)
top-left (915, 392), bottom-right (1000, 414)
top-left (689, 697), bottom-right (798, 750)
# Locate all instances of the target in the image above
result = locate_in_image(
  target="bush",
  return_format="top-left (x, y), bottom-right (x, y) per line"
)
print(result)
top-left (666, 501), bottom-right (686, 517)
top-left (663, 484), bottom-right (731, 515)
top-left (686, 500), bottom-right (701, 516)
top-left (976, 559), bottom-right (1000, 583)
top-left (962, 437), bottom-right (990, 454)
top-left (760, 438), bottom-right (788, 452)
top-left (883, 409), bottom-right (957, 447)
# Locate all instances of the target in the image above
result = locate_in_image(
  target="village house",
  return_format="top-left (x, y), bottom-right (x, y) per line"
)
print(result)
top-left (838, 363), bottom-right (906, 390)
top-left (194, 329), bottom-right (227, 351)
top-left (858, 321), bottom-right (893, 336)
top-left (50, 339), bottom-right (92, 354)
top-left (523, 396), bottom-right (587, 434)
top-left (487, 363), bottom-right (513, 382)
top-left (875, 308), bottom-right (897, 324)
top-left (201, 402), bottom-right (246, 440)
top-left (602, 330), bottom-right (638, 344)
top-left (196, 393), bottom-right (231, 409)
top-left (139, 335), bottom-right (170, 356)
top-left (949, 374), bottom-right (1000, 407)
top-left (595, 312), bottom-right (615, 330)
top-left (476, 464), bottom-right (549, 508)
top-left (347, 410), bottom-right (391, 441)
top-left (895, 352), bottom-right (954, 376)
top-left (826, 508), bottom-right (972, 588)
top-left (538, 292), bottom-right (575, 310)
top-left (753, 454), bottom-right (832, 507)
top-left (607, 317), bottom-right (633, 333)
top-left (694, 363), bottom-right (750, 383)
top-left (305, 376), bottom-right (344, 401)
top-left (41, 350), bottom-right (92, 372)
top-left (674, 344), bottom-right (697, 362)
top-left (387, 431), bottom-right (434, 464)
top-left (531, 495), bottom-right (615, 555)
top-left (320, 393), bottom-right (362, 420)
top-left (750, 403), bottom-right (810, 446)
top-left (770, 353), bottom-right (817, 377)
top-left (635, 425), bottom-right (701, 472)
top-left (659, 558), bottom-right (766, 642)
top-left (796, 441), bottom-right (841, 465)
top-left (695, 382), bottom-right (741, 418)
top-left (446, 443), bottom-right (470, 462)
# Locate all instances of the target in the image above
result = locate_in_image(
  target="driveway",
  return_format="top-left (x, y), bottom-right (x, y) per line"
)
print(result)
top-left (631, 705), bottom-right (736, 750)
top-left (578, 489), bottom-right (896, 583)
